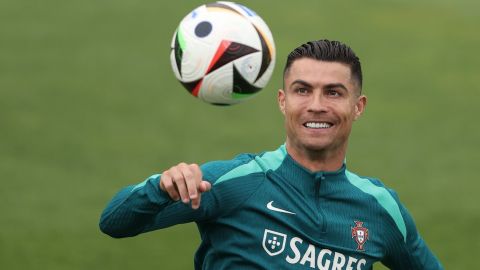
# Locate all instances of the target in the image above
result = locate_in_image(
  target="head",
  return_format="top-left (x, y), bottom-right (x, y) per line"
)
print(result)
top-left (278, 40), bottom-right (367, 164)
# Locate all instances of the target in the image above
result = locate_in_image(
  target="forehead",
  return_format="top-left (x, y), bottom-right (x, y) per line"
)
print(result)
top-left (285, 58), bottom-right (354, 88)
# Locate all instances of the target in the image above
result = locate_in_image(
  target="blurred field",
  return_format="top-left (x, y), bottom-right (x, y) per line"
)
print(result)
top-left (1, 0), bottom-right (479, 269)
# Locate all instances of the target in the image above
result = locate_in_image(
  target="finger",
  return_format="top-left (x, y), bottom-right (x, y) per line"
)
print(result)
top-left (189, 164), bottom-right (204, 209)
top-left (190, 163), bottom-right (204, 194)
top-left (199, 181), bottom-right (212, 193)
top-left (179, 163), bottom-right (198, 201)
top-left (160, 172), bottom-right (180, 201)
top-left (191, 192), bottom-right (201, 209)
top-left (190, 163), bottom-right (203, 182)
top-left (169, 166), bottom-right (190, 203)
top-left (192, 181), bottom-right (211, 209)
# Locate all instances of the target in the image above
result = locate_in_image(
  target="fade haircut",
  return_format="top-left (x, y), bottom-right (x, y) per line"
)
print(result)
top-left (283, 40), bottom-right (363, 93)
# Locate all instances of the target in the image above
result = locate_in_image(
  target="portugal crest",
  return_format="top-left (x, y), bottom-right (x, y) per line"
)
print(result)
top-left (262, 229), bottom-right (287, 256)
top-left (351, 221), bottom-right (369, 251)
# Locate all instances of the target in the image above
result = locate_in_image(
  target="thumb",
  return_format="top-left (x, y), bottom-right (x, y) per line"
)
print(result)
top-left (199, 181), bottom-right (212, 193)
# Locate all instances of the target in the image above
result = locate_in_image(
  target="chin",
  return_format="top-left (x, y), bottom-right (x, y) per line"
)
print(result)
top-left (301, 141), bottom-right (331, 152)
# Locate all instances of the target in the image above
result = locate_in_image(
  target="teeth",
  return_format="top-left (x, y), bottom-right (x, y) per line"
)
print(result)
top-left (305, 122), bottom-right (332, 129)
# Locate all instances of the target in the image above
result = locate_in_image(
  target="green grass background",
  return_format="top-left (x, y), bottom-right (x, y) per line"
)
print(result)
top-left (1, 0), bottom-right (479, 269)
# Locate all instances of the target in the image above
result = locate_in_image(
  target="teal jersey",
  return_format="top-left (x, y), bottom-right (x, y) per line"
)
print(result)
top-left (100, 145), bottom-right (443, 270)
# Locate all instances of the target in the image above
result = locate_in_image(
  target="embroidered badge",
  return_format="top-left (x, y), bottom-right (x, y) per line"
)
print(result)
top-left (351, 220), bottom-right (369, 251)
top-left (262, 229), bottom-right (287, 256)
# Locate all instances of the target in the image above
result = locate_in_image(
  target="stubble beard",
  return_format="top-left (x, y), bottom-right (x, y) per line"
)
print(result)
top-left (286, 127), bottom-right (350, 164)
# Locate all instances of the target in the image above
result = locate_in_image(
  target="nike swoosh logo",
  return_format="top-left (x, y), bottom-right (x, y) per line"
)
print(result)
top-left (267, 201), bottom-right (296, 215)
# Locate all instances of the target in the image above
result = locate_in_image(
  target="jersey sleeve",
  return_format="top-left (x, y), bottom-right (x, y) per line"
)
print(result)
top-left (99, 174), bottom-right (214, 238)
top-left (382, 189), bottom-right (444, 270)
top-left (99, 154), bottom-right (263, 238)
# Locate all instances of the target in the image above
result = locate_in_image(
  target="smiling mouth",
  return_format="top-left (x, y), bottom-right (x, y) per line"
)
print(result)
top-left (303, 122), bottom-right (333, 129)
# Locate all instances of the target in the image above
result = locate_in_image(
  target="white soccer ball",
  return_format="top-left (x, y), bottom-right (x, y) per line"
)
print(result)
top-left (170, 1), bottom-right (276, 105)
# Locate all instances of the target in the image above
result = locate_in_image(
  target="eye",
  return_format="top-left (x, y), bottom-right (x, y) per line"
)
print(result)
top-left (295, 87), bottom-right (309, 95)
top-left (326, 89), bottom-right (341, 97)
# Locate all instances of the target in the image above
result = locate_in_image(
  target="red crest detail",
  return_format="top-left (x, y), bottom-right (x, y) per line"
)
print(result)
top-left (351, 221), bottom-right (369, 251)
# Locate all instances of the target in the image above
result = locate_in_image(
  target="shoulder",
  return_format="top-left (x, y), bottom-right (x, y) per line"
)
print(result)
top-left (197, 146), bottom-right (287, 218)
top-left (201, 144), bottom-right (287, 185)
top-left (345, 170), bottom-right (400, 202)
top-left (201, 153), bottom-right (257, 183)
top-left (345, 170), bottom-right (408, 242)
top-left (345, 170), bottom-right (393, 195)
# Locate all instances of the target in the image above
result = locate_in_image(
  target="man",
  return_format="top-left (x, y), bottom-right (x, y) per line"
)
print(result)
top-left (100, 40), bottom-right (443, 269)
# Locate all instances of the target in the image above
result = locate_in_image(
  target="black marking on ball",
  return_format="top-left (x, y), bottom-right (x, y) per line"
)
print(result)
top-left (174, 32), bottom-right (183, 76)
top-left (253, 25), bottom-right (272, 82)
top-left (195, 21), bottom-right (212, 37)
top-left (233, 64), bottom-right (261, 94)
top-left (181, 79), bottom-right (202, 94)
top-left (208, 41), bottom-right (259, 75)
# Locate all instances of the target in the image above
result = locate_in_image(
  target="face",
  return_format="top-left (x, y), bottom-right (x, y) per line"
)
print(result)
top-left (278, 58), bottom-right (367, 156)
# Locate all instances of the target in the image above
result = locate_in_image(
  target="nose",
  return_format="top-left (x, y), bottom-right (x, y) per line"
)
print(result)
top-left (307, 92), bottom-right (328, 113)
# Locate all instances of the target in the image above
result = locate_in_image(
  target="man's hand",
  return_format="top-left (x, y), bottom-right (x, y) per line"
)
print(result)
top-left (159, 163), bottom-right (212, 209)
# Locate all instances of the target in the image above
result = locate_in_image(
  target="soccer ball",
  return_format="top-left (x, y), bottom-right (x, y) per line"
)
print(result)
top-left (170, 1), bottom-right (276, 105)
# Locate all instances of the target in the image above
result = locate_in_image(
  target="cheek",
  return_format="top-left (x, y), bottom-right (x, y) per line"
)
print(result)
top-left (284, 105), bottom-right (300, 129)
top-left (335, 108), bottom-right (356, 126)
top-left (285, 103), bottom-right (300, 120)
top-left (344, 102), bottom-right (359, 120)
top-left (285, 111), bottom-right (296, 126)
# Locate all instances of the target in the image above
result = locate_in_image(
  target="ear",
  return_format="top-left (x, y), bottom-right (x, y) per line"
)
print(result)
top-left (354, 95), bottom-right (367, 120)
top-left (278, 89), bottom-right (286, 115)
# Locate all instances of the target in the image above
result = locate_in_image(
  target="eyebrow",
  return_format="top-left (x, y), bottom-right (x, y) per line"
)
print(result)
top-left (323, 83), bottom-right (348, 91)
top-left (290, 79), bottom-right (313, 88)
top-left (290, 80), bottom-right (349, 91)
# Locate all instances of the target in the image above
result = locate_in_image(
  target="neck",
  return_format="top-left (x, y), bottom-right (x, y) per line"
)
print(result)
top-left (285, 142), bottom-right (346, 172)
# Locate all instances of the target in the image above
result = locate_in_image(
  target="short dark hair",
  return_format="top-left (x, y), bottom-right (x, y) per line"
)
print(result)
top-left (283, 40), bottom-right (363, 92)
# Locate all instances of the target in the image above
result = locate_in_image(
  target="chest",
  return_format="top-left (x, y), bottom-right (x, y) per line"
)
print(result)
top-left (204, 179), bottom-right (390, 269)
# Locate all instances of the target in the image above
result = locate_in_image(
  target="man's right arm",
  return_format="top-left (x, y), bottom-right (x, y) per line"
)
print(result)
top-left (99, 155), bottom-right (262, 238)
top-left (99, 165), bottom-right (213, 238)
